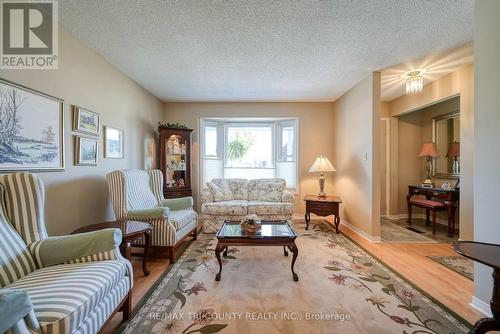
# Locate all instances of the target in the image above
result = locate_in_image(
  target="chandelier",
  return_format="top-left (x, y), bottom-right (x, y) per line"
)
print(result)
top-left (405, 70), bottom-right (424, 95)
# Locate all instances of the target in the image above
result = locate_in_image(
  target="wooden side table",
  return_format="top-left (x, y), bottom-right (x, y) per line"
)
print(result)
top-left (453, 241), bottom-right (500, 334)
top-left (72, 220), bottom-right (152, 276)
top-left (304, 195), bottom-right (342, 233)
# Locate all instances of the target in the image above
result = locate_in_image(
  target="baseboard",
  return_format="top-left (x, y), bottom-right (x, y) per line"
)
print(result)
top-left (470, 296), bottom-right (492, 317)
top-left (342, 219), bottom-right (382, 243)
top-left (381, 214), bottom-right (399, 221)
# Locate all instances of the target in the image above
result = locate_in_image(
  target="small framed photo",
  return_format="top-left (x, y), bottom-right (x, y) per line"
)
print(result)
top-left (73, 106), bottom-right (100, 135)
top-left (104, 126), bottom-right (124, 159)
top-left (75, 136), bottom-right (98, 166)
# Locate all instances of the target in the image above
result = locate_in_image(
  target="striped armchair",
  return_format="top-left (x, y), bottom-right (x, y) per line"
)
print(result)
top-left (106, 169), bottom-right (197, 263)
top-left (0, 172), bottom-right (132, 334)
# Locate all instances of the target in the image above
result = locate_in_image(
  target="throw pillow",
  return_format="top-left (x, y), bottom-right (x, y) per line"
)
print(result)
top-left (208, 181), bottom-right (233, 202)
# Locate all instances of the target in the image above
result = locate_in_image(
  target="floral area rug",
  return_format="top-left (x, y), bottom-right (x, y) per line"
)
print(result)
top-left (428, 256), bottom-right (474, 281)
top-left (120, 221), bottom-right (470, 334)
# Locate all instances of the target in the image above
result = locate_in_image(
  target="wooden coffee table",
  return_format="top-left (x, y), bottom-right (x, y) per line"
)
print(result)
top-left (215, 220), bottom-right (298, 281)
top-left (72, 220), bottom-right (152, 276)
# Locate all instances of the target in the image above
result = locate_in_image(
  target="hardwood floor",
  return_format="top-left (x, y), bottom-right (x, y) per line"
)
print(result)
top-left (101, 219), bottom-right (482, 333)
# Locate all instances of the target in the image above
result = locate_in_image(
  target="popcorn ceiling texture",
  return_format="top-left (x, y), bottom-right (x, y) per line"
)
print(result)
top-left (59, 0), bottom-right (473, 102)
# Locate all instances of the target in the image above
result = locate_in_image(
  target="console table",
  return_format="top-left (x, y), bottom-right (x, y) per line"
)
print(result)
top-left (407, 185), bottom-right (459, 237)
top-left (453, 241), bottom-right (500, 334)
top-left (304, 195), bottom-right (342, 233)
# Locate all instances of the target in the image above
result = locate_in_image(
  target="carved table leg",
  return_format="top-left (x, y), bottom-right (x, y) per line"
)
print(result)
top-left (305, 211), bottom-right (310, 230)
top-left (223, 246), bottom-right (228, 257)
top-left (120, 240), bottom-right (132, 261)
top-left (334, 215), bottom-right (340, 234)
top-left (283, 246), bottom-right (288, 256)
top-left (287, 244), bottom-right (299, 281)
top-left (142, 230), bottom-right (151, 276)
top-left (215, 244), bottom-right (224, 281)
top-left (469, 269), bottom-right (500, 334)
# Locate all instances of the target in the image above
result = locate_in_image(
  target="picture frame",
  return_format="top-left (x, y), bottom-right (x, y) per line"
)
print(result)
top-left (0, 78), bottom-right (65, 172)
top-left (75, 136), bottom-right (98, 166)
top-left (103, 126), bottom-right (124, 159)
top-left (73, 106), bottom-right (100, 136)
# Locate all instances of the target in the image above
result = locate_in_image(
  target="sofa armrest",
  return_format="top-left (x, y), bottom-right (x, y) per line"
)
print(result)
top-left (200, 187), bottom-right (214, 203)
top-left (128, 207), bottom-right (170, 219)
top-left (160, 197), bottom-right (194, 210)
top-left (29, 229), bottom-right (122, 268)
top-left (0, 289), bottom-right (40, 334)
top-left (282, 190), bottom-right (295, 203)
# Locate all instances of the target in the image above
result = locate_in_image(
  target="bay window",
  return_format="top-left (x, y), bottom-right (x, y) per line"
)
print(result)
top-left (201, 118), bottom-right (298, 191)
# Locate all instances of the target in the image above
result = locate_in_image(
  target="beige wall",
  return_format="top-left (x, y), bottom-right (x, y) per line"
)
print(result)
top-left (473, 0), bottom-right (500, 312)
top-left (0, 30), bottom-right (163, 235)
top-left (163, 102), bottom-right (335, 212)
top-left (396, 97), bottom-right (460, 219)
top-left (332, 73), bottom-right (381, 239)
top-left (389, 64), bottom-right (474, 240)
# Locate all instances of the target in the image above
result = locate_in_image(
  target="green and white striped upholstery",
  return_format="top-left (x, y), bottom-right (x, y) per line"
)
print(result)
top-left (0, 184), bottom-right (37, 288)
top-left (0, 173), bottom-right (48, 244)
top-left (0, 172), bottom-right (133, 334)
top-left (107, 169), bottom-right (198, 247)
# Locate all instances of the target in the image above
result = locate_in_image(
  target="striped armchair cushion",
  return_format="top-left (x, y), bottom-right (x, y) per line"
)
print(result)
top-left (7, 260), bottom-right (130, 334)
top-left (0, 173), bottom-right (48, 244)
top-left (0, 185), bottom-right (37, 288)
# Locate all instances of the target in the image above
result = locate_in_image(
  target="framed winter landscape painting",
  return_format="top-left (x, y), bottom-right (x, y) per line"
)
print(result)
top-left (0, 79), bottom-right (64, 172)
top-left (73, 106), bottom-right (100, 135)
top-left (75, 136), bottom-right (98, 166)
top-left (103, 126), bottom-right (124, 158)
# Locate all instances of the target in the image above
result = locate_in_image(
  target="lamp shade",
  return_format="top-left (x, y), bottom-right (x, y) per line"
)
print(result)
top-left (309, 156), bottom-right (336, 173)
top-left (418, 142), bottom-right (438, 158)
top-left (446, 142), bottom-right (460, 158)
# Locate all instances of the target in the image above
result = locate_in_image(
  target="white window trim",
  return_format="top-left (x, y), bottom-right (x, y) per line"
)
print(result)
top-left (199, 117), bottom-right (300, 195)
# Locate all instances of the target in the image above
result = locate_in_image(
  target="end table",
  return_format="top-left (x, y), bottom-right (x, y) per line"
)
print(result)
top-left (453, 241), bottom-right (500, 334)
top-left (304, 195), bottom-right (342, 233)
top-left (72, 220), bottom-right (152, 276)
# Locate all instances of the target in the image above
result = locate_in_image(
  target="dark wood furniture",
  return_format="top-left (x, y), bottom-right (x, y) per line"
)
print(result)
top-left (215, 221), bottom-right (299, 281)
top-left (72, 221), bottom-right (152, 276)
top-left (158, 125), bottom-right (193, 199)
top-left (304, 195), bottom-right (342, 233)
top-left (407, 185), bottom-right (459, 237)
top-left (453, 241), bottom-right (500, 334)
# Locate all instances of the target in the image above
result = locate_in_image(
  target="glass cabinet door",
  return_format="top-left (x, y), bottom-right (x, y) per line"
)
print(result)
top-left (164, 134), bottom-right (188, 188)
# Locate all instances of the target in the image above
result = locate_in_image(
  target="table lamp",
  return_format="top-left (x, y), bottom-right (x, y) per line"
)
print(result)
top-left (446, 142), bottom-right (460, 174)
top-left (418, 142), bottom-right (438, 187)
top-left (309, 155), bottom-right (336, 197)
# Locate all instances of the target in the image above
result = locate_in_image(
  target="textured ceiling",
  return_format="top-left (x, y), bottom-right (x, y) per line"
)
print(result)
top-left (58, 0), bottom-right (474, 102)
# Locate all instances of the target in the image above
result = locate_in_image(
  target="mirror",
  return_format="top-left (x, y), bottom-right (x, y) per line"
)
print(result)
top-left (432, 112), bottom-right (460, 178)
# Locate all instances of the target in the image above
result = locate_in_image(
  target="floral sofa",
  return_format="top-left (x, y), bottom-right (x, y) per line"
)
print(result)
top-left (200, 178), bottom-right (295, 233)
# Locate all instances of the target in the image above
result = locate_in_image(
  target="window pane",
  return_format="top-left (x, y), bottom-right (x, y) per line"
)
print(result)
top-left (205, 126), bottom-right (217, 157)
top-left (226, 126), bottom-right (273, 168)
top-left (280, 126), bottom-right (295, 161)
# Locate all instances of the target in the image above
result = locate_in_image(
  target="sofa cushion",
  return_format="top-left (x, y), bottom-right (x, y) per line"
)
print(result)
top-left (248, 179), bottom-right (285, 202)
top-left (7, 260), bottom-right (128, 334)
top-left (201, 200), bottom-right (248, 216)
top-left (247, 201), bottom-right (294, 216)
top-left (207, 181), bottom-right (233, 202)
top-left (168, 209), bottom-right (197, 230)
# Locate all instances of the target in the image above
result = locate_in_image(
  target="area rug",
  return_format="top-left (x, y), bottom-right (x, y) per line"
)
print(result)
top-left (428, 256), bottom-right (474, 281)
top-left (381, 219), bottom-right (437, 243)
top-left (120, 221), bottom-right (470, 334)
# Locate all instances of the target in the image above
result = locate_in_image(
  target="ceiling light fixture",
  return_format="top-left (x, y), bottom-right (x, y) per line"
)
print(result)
top-left (405, 70), bottom-right (424, 95)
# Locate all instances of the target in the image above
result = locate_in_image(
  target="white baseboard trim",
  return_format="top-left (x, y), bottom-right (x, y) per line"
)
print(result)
top-left (381, 214), bottom-right (399, 221)
top-left (342, 220), bottom-right (382, 243)
top-left (470, 296), bottom-right (492, 317)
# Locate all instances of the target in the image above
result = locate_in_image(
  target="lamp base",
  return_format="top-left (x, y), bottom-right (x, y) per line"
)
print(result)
top-left (318, 191), bottom-right (326, 197)
top-left (318, 173), bottom-right (326, 197)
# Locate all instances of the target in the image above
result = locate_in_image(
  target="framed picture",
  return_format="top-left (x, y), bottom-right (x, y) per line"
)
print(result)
top-left (73, 106), bottom-right (100, 135)
top-left (0, 78), bottom-right (64, 171)
top-left (103, 126), bottom-right (124, 159)
top-left (75, 136), bottom-right (98, 166)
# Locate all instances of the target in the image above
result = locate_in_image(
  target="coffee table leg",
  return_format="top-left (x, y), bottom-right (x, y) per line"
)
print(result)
top-left (305, 212), bottom-right (310, 230)
top-left (283, 246), bottom-right (288, 256)
top-left (142, 230), bottom-right (151, 276)
top-left (223, 246), bottom-right (228, 257)
top-left (120, 240), bottom-right (132, 261)
top-left (287, 244), bottom-right (299, 281)
top-left (215, 244), bottom-right (224, 281)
